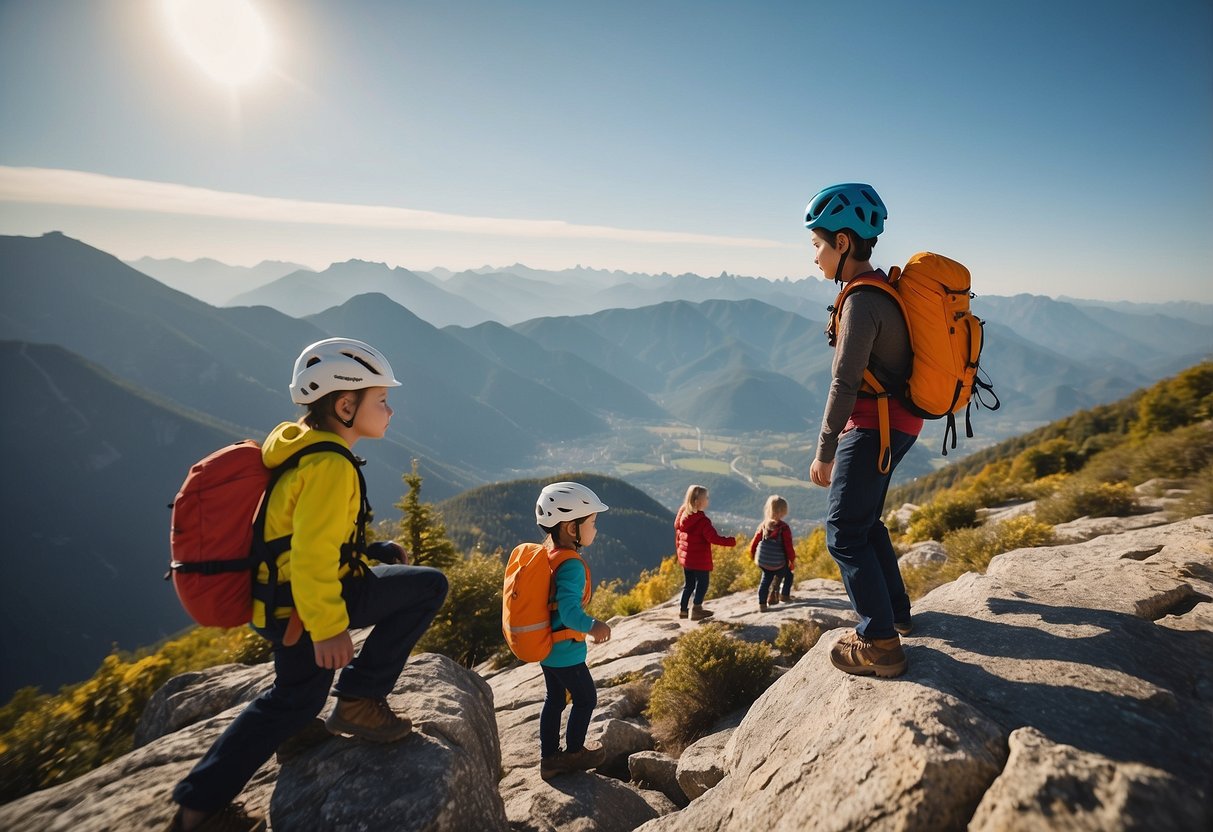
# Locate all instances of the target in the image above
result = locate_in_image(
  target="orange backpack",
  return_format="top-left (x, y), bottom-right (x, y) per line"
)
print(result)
top-left (502, 543), bottom-right (591, 662)
top-left (827, 252), bottom-right (999, 472)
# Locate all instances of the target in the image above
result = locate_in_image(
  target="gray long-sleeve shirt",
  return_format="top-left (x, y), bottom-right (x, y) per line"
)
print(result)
top-left (816, 284), bottom-right (913, 463)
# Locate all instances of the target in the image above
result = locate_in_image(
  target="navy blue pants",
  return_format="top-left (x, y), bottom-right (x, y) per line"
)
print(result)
top-left (540, 662), bottom-right (597, 758)
top-left (825, 428), bottom-right (916, 640)
top-left (173, 564), bottom-right (448, 812)
top-left (757, 566), bottom-right (792, 603)
top-left (680, 568), bottom-right (710, 610)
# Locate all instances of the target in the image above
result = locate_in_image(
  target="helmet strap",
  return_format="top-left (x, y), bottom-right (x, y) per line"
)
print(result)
top-left (335, 394), bottom-right (359, 429)
top-left (833, 230), bottom-right (849, 286)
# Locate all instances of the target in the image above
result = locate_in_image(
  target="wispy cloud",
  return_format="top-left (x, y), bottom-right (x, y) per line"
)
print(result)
top-left (0, 166), bottom-right (792, 249)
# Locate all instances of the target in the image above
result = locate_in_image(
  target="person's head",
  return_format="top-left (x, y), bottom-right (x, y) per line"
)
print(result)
top-left (535, 481), bottom-right (609, 550)
top-left (804, 183), bottom-right (886, 283)
top-left (763, 494), bottom-right (789, 528)
top-left (289, 338), bottom-right (401, 441)
top-left (682, 484), bottom-right (709, 515)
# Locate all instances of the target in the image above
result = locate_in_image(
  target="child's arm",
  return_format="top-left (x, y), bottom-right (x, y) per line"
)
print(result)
top-left (782, 523), bottom-right (796, 570)
top-left (289, 454), bottom-right (360, 643)
top-left (702, 515), bottom-right (737, 548)
top-left (749, 528), bottom-right (762, 559)
top-left (553, 559), bottom-right (598, 635)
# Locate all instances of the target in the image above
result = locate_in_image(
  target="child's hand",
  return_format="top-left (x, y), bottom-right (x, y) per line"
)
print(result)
top-left (589, 619), bottom-right (612, 644)
top-left (313, 630), bottom-right (355, 669)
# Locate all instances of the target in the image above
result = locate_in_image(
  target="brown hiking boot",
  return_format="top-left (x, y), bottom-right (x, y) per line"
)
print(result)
top-left (539, 741), bottom-right (606, 780)
top-left (690, 605), bottom-right (714, 620)
top-left (768, 589), bottom-right (780, 605)
top-left (678, 608), bottom-right (689, 619)
top-left (780, 593), bottom-right (792, 603)
top-left (324, 696), bottom-right (412, 742)
top-left (166, 805), bottom-right (266, 832)
top-left (563, 740), bottom-right (606, 771)
top-left (829, 631), bottom-right (907, 678)
top-left (759, 602), bottom-right (769, 613)
top-left (894, 619), bottom-right (913, 636)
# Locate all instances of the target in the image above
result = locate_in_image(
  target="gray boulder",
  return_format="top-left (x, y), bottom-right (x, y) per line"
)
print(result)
top-left (637, 515), bottom-right (1213, 832)
top-left (134, 661), bottom-right (274, 747)
top-left (0, 653), bottom-right (505, 832)
top-left (673, 711), bottom-right (745, 800)
top-left (629, 751), bottom-right (686, 807)
top-left (898, 540), bottom-right (948, 568)
top-left (272, 653), bottom-right (507, 831)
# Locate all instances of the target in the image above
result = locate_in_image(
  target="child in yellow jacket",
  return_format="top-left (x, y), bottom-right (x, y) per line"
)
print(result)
top-left (168, 338), bottom-right (449, 831)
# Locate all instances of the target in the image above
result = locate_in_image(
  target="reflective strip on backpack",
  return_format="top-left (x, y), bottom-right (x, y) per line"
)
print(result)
top-left (508, 620), bottom-right (552, 634)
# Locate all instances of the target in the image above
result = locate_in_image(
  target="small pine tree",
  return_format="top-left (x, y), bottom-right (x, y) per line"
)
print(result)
top-left (394, 459), bottom-right (459, 569)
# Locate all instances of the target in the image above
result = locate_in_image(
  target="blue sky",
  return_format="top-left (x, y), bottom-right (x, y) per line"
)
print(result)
top-left (1, 0), bottom-right (1210, 301)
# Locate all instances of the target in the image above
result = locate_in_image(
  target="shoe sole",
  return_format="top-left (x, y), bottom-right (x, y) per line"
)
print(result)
top-left (829, 653), bottom-right (907, 678)
top-left (324, 716), bottom-right (412, 743)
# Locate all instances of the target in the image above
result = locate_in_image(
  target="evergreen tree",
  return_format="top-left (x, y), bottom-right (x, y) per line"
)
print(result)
top-left (394, 459), bottom-right (459, 569)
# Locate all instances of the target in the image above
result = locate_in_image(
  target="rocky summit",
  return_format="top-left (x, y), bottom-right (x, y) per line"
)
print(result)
top-left (1, 514), bottom-right (1209, 831)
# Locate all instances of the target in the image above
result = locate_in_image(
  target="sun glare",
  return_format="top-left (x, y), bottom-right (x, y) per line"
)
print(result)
top-left (163, 0), bottom-right (271, 86)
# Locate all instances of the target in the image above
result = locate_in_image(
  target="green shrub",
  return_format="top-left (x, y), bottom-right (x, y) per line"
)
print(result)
top-left (1082, 422), bottom-right (1213, 485)
top-left (1010, 438), bottom-right (1083, 481)
top-left (942, 515), bottom-right (1056, 573)
top-left (0, 626), bottom-right (273, 803)
top-left (1168, 464), bottom-right (1213, 521)
top-left (707, 541), bottom-right (761, 599)
top-left (647, 625), bottom-right (773, 753)
top-left (773, 620), bottom-right (824, 664)
top-left (794, 526), bottom-right (840, 581)
top-left (416, 551), bottom-right (506, 667)
top-left (904, 493), bottom-right (980, 542)
top-left (1035, 480), bottom-right (1139, 525)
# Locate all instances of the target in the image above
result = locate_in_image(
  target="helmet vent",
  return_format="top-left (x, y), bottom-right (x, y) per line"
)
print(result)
top-left (347, 354), bottom-right (381, 376)
top-left (306, 357), bottom-right (322, 367)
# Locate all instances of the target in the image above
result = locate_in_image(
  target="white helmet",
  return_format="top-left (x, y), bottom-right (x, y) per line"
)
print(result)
top-left (535, 481), bottom-right (609, 526)
top-left (289, 337), bottom-right (401, 405)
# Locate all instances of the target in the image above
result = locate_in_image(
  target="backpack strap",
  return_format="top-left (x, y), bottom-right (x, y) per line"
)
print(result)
top-left (251, 441), bottom-right (367, 640)
top-left (828, 275), bottom-right (903, 475)
top-left (548, 549), bottom-right (591, 645)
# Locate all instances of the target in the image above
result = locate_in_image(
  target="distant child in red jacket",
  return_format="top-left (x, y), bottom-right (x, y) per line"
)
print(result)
top-left (749, 495), bottom-right (797, 612)
top-left (674, 484), bottom-right (737, 620)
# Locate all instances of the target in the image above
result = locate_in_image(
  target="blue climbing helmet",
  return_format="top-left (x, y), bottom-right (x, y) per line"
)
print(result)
top-left (803, 183), bottom-right (887, 239)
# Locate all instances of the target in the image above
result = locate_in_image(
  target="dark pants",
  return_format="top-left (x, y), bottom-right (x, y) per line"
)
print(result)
top-left (173, 564), bottom-right (448, 812)
top-left (757, 567), bottom-right (782, 603)
top-left (540, 662), bottom-right (597, 758)
top-left (826, 428), bottom-right (916, 640)
top-left (758, 566), bottom-right (794, 602)
top-left (680, 568), bottom-right (710, 610)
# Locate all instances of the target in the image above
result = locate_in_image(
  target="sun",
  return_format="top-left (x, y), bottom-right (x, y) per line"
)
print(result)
top-left (162, 0), bottom-right (271, 87)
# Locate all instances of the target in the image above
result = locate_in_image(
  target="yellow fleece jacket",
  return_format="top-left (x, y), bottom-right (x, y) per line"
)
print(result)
top-left (253, 421), bottom-right (366, 642)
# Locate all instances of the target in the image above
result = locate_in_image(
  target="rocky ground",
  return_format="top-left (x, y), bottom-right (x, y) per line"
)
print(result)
top-left (2, 504), bottom-right (1209, 831)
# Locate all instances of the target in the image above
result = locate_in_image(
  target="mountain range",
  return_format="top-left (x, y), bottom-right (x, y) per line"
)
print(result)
top-left (2, 230), bottom-right (1211, 696)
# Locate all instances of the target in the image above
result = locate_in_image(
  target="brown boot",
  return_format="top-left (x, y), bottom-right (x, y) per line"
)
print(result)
top-left (678, 608), bottom-right (689, 619)
top-left (759, 602), bottom-right (769, 613)
top-left (690, 605), bottom-right (714, 620)
top-left (324, 696), bottom-right (413, 742)
top-left (780, 593), bottom-right (792, 603)
top-left (829, 631), bottom-right (907, 678)
top-left (562, 740), bottom-right (606, 771)
top-left (768, 589), bottom-right (780, 605)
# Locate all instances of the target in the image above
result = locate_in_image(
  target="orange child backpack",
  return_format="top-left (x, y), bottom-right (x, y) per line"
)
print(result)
top-left (827, 252), bottom-right (1000, 472)
top-left (502, 543), bottom-right (592, 662)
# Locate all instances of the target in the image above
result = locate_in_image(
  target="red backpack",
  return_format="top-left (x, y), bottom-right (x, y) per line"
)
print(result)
top-left (167, 440), bottom-right (364, 631)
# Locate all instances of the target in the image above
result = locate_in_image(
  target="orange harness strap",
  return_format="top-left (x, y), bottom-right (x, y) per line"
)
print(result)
top-left (862, 369), bottom-right (893, 475)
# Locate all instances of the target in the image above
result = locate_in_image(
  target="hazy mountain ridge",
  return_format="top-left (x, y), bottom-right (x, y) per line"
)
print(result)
top-left (127, 257), bottom-right (310, 306)
top-left (437, 473), bottom-right (676, 585)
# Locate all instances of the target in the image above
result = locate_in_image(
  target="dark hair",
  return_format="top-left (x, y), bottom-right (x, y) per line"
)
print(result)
top-left (814, 227), bottom-right (877, 262)
top-left (540, 517), bottom-right (589, 550)
top-left (302, 388), bottom-right (367, 431)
